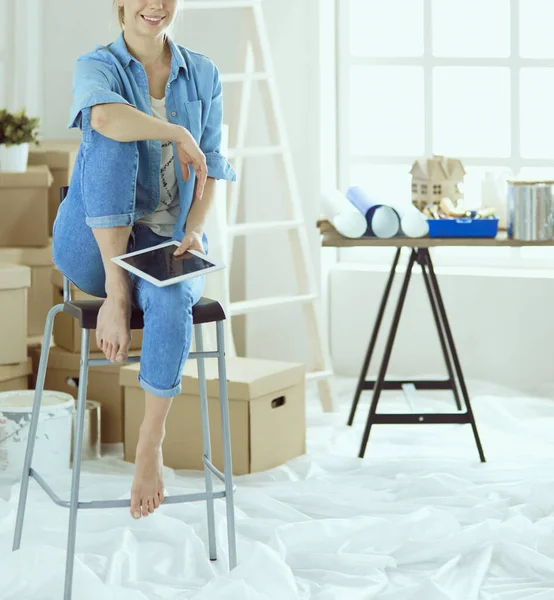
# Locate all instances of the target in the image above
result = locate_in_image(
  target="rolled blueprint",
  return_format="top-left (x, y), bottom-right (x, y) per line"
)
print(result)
top-left (346, 186), bottom-right (400, 239)
top-left (399, 204), bottom-right (429, 238)
top-left (321, 189), bottom-right (367, 238)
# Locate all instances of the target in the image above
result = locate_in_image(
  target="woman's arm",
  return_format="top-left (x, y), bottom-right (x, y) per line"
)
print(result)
top-left (92, 103), bottom-right (207, 200)
top-left (91, 102), bottom-right (183, 143)
top-left (174, 177), bottom-right (217, 256)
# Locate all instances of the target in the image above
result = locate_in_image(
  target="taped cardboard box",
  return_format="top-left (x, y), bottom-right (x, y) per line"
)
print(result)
top-left (121, 357), bottom-right (306, 475)
top-left (28, 344), bottom-right (139, 444)
top-left (0, 358), bottom-right (32, 392)
top-left (51, 269), bottom-right (143, 353)
top-left (0, 264), bottom-right (30, 365)
top-left (0, 166), bottom-right (53, 247)
top-left (28, 140), bottom-right (80, 234)
top-left (0, 242), bottom-right (54, 336)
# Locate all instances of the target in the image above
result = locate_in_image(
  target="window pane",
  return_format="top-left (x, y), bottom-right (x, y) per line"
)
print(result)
top-left (520, 69), bottom-right (554, 159)
top-left (349, 0), bottom-right (423, 57)
top-left (433, 67), bottom-right (511, 157)
top-left (520, 0), bottom-right (554, 58)
top-left (516, 167), bottom-right (554, 181)
top-left (349, 164), bottom-right (413, 209)
top-left (432, 0), bottom-right (510, 57)
top-left (350, 66), bottom-right (424, 156)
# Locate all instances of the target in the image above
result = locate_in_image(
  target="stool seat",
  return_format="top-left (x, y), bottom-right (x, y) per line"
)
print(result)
top-left (62, 296), bottom-right (226, 330)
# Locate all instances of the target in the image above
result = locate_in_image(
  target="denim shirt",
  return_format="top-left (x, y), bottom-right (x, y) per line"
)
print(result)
top-left (66, 33), bottom-right (236, 241)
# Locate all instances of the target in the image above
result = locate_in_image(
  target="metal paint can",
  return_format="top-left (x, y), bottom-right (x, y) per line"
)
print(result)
top-left (507, 180), bottom-right (554, 241)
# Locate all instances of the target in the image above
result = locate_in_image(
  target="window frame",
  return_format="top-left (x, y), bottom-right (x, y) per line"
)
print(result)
top-left (336, 0), bottom-right (554, 269)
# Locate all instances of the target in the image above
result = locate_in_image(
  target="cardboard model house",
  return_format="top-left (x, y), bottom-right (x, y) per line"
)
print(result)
top-left (410, 155), bottom-right (466, 211)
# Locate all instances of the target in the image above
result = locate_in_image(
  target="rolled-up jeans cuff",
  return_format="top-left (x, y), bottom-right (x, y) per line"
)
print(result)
top-left (138, 374), bottom-right (181, 398)
top-left (85, 213), bottom-right (134, 228)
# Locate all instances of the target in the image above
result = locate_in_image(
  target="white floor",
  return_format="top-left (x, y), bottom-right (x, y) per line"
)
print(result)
top-left (2, 378), bottom-right (554, 600)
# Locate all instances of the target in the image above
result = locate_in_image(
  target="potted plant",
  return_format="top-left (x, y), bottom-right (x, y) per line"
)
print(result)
top-left (0, 108), bottom-right (40, 172)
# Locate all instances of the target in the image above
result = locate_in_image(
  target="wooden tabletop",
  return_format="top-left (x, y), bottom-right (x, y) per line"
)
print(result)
top-left (316, 220), bottom-right (554, 248)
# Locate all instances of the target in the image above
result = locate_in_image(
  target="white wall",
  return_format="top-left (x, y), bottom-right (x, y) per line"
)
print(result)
top-left (40, 0), bottom-right (329, 367)
top-left (330, 261), bottom-right (554, 396)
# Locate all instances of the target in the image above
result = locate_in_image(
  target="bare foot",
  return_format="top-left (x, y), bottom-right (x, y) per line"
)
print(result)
top-left (130, 427), bottom-right (166, 519)
top-left (96, 287), bottom-right (131, 363)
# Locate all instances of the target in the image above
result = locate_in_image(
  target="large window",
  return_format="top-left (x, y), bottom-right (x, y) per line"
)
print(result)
top-left (337, 0), bottom-right (554, 268)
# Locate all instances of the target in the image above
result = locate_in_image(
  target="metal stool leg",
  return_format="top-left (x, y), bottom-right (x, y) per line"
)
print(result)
top-left (216, 320), bottom-right (237, 569)
top-left (13, 304), bottom-right (63, 551)
top-left (195, 324), bottom-right (217, 561)
top-left (64, 329), bottom-right (91, 600)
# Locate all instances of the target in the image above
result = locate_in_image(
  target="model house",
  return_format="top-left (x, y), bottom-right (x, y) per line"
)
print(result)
top-left (410, 155), bottom-right (466, 211)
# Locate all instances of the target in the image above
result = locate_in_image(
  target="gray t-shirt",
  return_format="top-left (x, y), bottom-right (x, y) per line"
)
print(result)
top-left (136, 96), bottom-right (180, 237)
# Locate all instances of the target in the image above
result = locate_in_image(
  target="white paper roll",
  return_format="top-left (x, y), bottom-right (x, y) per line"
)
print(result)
top-left (371, 206), bottom-right (401, 238)
top-left (321, 190), bottom-right (367, 238)
top-left (400, 205), bottom-right (429, 238)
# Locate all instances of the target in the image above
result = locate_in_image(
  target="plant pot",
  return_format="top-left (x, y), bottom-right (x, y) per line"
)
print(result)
top-left (0, 143), bottom-right (29, 172)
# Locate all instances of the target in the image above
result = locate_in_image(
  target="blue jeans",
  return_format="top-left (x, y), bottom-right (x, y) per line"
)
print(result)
top-left (52, 153), bottom-right (204, 398)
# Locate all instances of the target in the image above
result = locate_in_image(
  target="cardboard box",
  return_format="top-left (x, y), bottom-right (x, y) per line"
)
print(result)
top-left (28, 140), bottom-right (80, 234)
top-left (0, 358), bottom-right (32, 392)
top-left (51, 269), bottom-right (143, 353)
top-left (121, 357), bottom-right (306, 475)
top-left (0, 242), bottom-right (54, 336)
top-left (0, 166), bottom-right (53, 247)
top-left (28, 344), bottom-right (139, 443)
top-left (0, 264), bottom-right (31, 365)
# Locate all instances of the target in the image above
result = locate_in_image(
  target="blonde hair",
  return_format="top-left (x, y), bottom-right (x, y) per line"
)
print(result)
top-left (114, 1), bottom-right (124, 28)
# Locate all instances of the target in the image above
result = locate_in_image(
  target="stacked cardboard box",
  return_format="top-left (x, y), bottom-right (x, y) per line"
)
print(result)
top-left (28, 140), bottom-right (80, 234)
top-left (0, 159), bottom-right (55, 391)
top-left (0, 264), bottom-right (32, 391)
top-left (121, 357), bottom-right (306, 475)
top-left (0, 166), bottom-right (53, 247)
top-left (0, 244), bottom-right (55, 338)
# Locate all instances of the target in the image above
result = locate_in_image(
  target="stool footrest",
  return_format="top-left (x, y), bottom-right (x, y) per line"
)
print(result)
top-left (202, 456), bottom-right (226, 483)
top-left (30, 468), bottom-right (235, 510)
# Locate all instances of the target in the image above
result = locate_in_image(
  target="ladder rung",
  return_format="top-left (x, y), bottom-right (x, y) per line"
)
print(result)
top-left (228, 146), bottom-right (283, 158)
top-left (306, 370), bottom-right (334, 381)
top-left (220, 72), bottom-right (268, 83)
top-left (183, 0), bottom-right (259, 9)
top-left (229, 220), bottom-right (303, 236)
top-left (230, 294), bottom-right (317, 315)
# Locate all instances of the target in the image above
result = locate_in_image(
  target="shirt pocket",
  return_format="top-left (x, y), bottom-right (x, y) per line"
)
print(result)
top-left (184, 100), bottom-right (203, 142)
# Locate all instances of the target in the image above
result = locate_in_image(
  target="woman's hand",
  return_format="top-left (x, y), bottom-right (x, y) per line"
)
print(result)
top-left (175, 129), bottom-right (207, 200)
top-left (174, 230), bottom-right (205, 257)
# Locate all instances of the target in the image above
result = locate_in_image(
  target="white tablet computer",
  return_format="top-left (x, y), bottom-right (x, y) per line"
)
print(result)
top-left (111, 241), bottom-right (224, 287)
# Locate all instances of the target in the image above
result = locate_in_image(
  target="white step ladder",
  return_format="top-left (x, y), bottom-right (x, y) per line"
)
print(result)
top-left (183, 0), bottom-right (336, 412)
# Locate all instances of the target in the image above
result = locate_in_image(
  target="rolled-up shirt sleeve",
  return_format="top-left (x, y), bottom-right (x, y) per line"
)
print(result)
top-left (68, 56), bottom-right (135, 130)
top-left (200, 66), bottom-right (236, 182)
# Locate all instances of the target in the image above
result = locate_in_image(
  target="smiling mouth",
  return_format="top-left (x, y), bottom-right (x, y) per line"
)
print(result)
top-left (141, 15), bottom-right (166, 25)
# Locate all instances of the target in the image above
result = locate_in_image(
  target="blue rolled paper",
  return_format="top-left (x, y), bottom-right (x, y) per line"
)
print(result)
top-left (346, 186), bottom-right (401, 238)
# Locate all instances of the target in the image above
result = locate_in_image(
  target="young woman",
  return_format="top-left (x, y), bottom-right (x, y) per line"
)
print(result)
top-left (52, 0), bottom-right (235, 520)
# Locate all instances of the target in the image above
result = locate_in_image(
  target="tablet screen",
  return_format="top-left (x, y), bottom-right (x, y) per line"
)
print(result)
top-left (120, 245), bottom-right (214, 282)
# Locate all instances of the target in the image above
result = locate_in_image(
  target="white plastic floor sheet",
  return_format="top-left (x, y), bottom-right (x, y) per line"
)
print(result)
top-left (2, 378), bottom-right (554, 600)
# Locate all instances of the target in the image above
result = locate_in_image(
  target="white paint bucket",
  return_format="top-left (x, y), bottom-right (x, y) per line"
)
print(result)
top-left (0, 390), bottom-right (74, 482)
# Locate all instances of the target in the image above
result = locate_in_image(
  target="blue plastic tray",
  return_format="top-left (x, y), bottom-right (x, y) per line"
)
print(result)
top-left (427, 218), bottom-right (499, 238)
